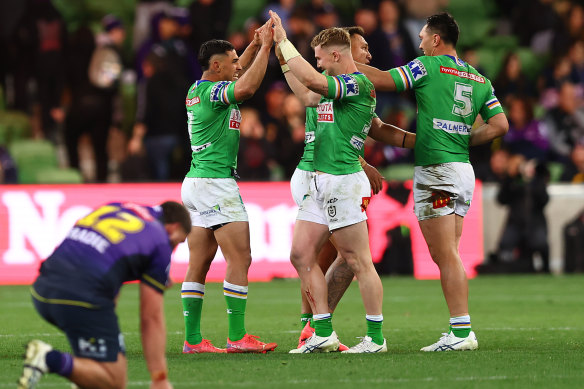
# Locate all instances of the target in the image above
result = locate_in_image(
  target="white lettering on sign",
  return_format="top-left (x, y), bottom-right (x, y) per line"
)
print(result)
top-left (2, 191), bottom-right (90, 264)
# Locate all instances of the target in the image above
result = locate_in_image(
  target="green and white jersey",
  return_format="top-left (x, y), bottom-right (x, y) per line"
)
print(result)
top-left (314, 72), bottom-right (376, 175)
top-left (296, 107), bottom-right (316, 172)
top-left (389, 55), bottom-right (504, 166)
top-left (185, 79), bottom-right (243, 178)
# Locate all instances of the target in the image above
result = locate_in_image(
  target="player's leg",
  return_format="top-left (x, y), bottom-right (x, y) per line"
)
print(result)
top-left (182, 227), bottom-right (224, 353)
top-left (415, 163), bottom-right (477, 351)
top-left (333, 221), bottom-right (386, 353)
top-left (180, 177), bottom-right (224, 353)
top-left (214, 221), bottom-right (277, 353)
top-left (20, 302), bottom-right (129, 389)
top-left (322, 171), bottom-right (385, 353)
top-left (291, 220), bottom-right (333, 316)
top-left (419, 214), bottom-right (468, 317)
top-left (296, 236), bottom-right (338, 347)
top-left (325, 253), bottom-right (353, 313)
top-left (289, 220), bottom-right (340, 353)
top-left (20, 340), bottom-right (127, 389)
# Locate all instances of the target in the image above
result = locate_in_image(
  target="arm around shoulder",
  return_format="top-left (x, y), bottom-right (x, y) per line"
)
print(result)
top-left (356, 63), bottom-right (396, 92)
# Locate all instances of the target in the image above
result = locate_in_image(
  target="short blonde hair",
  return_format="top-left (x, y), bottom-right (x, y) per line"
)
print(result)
top-left (310, 27), bottom-right (351, 50)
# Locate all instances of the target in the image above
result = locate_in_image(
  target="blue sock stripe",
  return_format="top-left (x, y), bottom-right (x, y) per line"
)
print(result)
top-left (366, 318), bottom-right (383, 323)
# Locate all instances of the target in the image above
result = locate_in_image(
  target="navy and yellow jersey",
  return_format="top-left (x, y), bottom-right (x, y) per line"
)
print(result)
top-left (33, 202), bottom-right (173, 309)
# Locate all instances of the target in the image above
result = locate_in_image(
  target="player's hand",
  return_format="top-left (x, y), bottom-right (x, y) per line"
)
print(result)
top-left (150, 379), bottom-right (172, 389)
top-left (258, 18), bottom-right (273, 48)
top-left (269, 10), bottom-right (287, 43)
top-left (363, 163), bottom-right (384, 195)
top-left (275, 44), bottom-right (285, 65)
top-left (252, 30), bottom-right (261, 47)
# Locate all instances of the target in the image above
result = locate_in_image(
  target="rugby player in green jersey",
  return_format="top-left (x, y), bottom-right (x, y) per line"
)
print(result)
top-left (356, 13), bottom-right (509, 351)
top-left (271, 10), bottom-right (415, 353)
top-left (180, 20), bottom-right (277, 354)
top-left (279, 26), bottom-right (416, 351)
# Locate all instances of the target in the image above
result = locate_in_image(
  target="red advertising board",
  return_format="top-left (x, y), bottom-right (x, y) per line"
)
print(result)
top-left (0, 181), bottom-right (483, 284)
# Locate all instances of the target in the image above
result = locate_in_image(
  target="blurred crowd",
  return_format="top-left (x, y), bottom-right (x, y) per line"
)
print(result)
top-left (1, 0), bottom-right (584, 185)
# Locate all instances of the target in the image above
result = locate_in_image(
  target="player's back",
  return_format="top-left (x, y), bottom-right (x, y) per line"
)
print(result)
top-left (391, 55), bottom-right (501, 166)
top-left (34, 203), bottom-right (172, 307)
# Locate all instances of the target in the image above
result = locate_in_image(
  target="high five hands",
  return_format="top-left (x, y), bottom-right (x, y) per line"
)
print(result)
top-left (269, 10), bottom-right (287, 44)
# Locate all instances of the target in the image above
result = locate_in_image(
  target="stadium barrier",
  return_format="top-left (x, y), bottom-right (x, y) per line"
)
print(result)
top-left (0, 182), bottom-right (485, 284)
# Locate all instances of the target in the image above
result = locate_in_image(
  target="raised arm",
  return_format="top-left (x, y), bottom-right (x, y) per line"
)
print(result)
top-left (140, 283), bottom-right (172, 389)
top-left (469, 112), bottom-right (509, 146)
top-left (356, 63), bottom-right (397, 92)
top-left (233, 19), bottom-right (273, 102)
top-left (238, 30), bottom-right (261, 77)
top-left (270, 10), bottom-right (329, 96)
top-left (275, 44), bottom-right (321, 106)
top-left (368, 117), bottom-right (416, 148)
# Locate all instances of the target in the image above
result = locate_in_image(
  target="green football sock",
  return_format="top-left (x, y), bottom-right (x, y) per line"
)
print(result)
top-left (224, 281), bottom-right (248, 341)
top-left (450, 315), bottom-right (471, 338)
top-left (300, 313), bottom-right (313, 328)
top-left (181, 282), bottom-right (205, 345)
top-left (366, 315), bottom-right (384, 345)
top-left (313, 313), bottom-right (333, 337)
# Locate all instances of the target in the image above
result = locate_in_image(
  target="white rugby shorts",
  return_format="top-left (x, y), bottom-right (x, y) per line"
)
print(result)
top-left (181, 177), bottom-right (248, 228)
top-left (297, 170), bottom-right (371, 231)
top-left (290, 168), bottom-right (315, 207)
top-left (413, 162), bottom-right (475, 221)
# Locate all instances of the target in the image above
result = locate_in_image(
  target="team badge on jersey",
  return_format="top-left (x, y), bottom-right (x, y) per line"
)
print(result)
top-left (407, 59), bottom-right (427, 81)
top-left (317, 102), bottom-right (334, 122)
top-left (229, 108), bottom-right (241, 130)
top-left (340, 74), bottom-right (359, 96)
top-left (305, 131), bottom-right (315, 143)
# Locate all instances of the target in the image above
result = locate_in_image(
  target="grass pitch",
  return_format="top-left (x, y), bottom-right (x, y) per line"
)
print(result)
top-left (1, 275), bottom-right (583, 388)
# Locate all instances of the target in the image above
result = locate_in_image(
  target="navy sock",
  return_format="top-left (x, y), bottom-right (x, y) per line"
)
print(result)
top-left (46, 350), bottom-right (73, 377)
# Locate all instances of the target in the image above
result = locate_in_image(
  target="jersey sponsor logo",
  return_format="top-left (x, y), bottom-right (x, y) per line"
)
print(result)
top-left (350, 135), bottom-right (365, 150)
top-left (361, 196), bottom-right (371, 212)
top-left (229, 108), bottom-right (242, 130)
top-left (186, 96), bottom-right (200, 106)
top-left (433, 118), bottom-right (472, 135)
top-left (432, 191), bottom-right (451, 209)
top-left (199, 204), bottom-right (221, 217)
top-left (317, 102), bottom-right (334, 122)
top-left (408, 59), bottom-right (427, 81)
top-left (192, 142), bottom-right (211, 153)
top-left (305, 131), bottom-right (315, 143)
top-left (439, 66), bottom-right (485, 83)
top-left (340, 74), bottom-right (359, 96)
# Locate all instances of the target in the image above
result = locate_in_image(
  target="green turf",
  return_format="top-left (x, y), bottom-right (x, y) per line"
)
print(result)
top-left (1, 275), bottom-right (583, 388)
